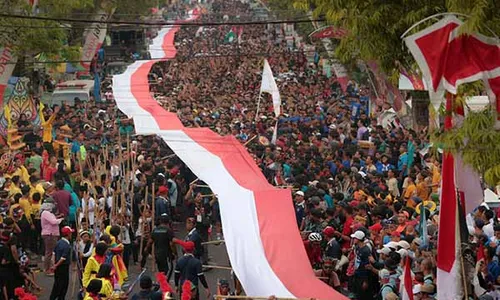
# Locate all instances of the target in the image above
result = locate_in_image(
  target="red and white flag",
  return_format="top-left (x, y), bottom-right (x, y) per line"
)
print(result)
top-left (404, 16), bottom-right (500, 118)
top-left (400, 256), bottom-right (414, 300)
top-left (79, 8), bottom-right (115, 71)
top-left (436, 94), bottom-right (462, 300)
top-left (453, 102), bottom-right (483, 214)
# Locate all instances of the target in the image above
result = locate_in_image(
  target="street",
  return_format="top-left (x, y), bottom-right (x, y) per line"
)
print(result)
top-left (35, 224), bottom-right (232, 299)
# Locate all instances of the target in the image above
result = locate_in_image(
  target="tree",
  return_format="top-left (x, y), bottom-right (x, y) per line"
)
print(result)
top-left (0, 0), bottom-right (94, 61)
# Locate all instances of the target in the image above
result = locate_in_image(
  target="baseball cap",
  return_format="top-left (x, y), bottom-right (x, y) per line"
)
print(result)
top-left (295, 191), bottom-right (304, 197)
top-left (174, 240), bottom-right (195, 252)
top-left (61, 226), bottom-right (75, 236)
top-left (219, 279), bottom-right (230, 287)
top-left (397, 248), bottom-right (408, 258)
top-left (158, 186), bottom-right (168, 195)
top-left (322, 226), bottom-right (335, 238)
top-left (377, 247), bottom-right (392, 255)
top-left (413, 237), bottom-right (422, 246)
top-left (398, 240), bottom-right (411, 250)
top-left (386, 241), bottom-right (398, 251)
top-left (413, 284), bottom-right (422, 295)
top-left (350, 230), bottom-right (365, 241)
top-left (391, 231), bottom-right (401, 237)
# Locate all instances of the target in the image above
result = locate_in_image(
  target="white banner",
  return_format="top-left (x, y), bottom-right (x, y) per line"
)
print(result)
top-left (0, 47), bottom-right (17, 107)
top-left (80, 8), bottom-right (115, 71)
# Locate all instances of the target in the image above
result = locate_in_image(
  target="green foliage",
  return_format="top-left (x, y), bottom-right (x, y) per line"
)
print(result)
top-left (432, 108), bottom-right (500, 186)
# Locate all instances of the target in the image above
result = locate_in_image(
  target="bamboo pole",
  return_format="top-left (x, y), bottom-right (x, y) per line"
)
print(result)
top-left (202, 264), bottom-right (232, 271)
top-left (189, 178), bottom-right (199, 186)
top-left (138, 187), bottom-right (148, 261)
top-left (151, 183), bottom-right (156, 272)
top-left (243, 135), bottom-right (258, 146)
top-left (201, 240), bottom-right (225, 245)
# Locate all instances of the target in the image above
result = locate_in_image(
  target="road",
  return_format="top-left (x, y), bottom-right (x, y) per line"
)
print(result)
top-left (35, 224), bottom-right (232, 299)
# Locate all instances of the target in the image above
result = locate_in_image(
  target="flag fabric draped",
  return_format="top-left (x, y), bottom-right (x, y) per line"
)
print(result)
top-left (112, 9), bottom-right (343, 300)
top-left (309, 26), bottom-right (348, 39)
top-left (404, 16), bottom-right (500, 118)
top-left (400, 256), bottom-right (414, 300)
top-left (260, 59), bottom-right (281, 117)
top-left (79, 8), bottom-right (115, 71)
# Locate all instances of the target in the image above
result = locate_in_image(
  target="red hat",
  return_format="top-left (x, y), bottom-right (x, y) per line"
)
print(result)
top-left (170, 167), bottom-right (179, 177)
top-left (158, 186), bottom-right (169, 195)
top-left (61, 226), bottom-right (75, 236)
top-left (391, 230), bottom-right (401, 237)
top-left (369, 222), bottom-right (383, 233)
top-left (175, 240), bottom-right (195, 253)
top-left (322, 226), bottom-right (336, 238)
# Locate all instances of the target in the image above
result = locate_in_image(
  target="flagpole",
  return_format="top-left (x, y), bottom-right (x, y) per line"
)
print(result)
top-left (255, 90), bottom-right (263, 122)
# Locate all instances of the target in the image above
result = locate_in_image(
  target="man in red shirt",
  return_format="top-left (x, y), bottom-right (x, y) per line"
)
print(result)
top-left (52, 180), bottom-right (72, 218)
top-left (337, 205), bottom-right (354, 250)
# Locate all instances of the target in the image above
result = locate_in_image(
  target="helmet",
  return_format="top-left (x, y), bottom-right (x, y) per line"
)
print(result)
top-left (308, 232), bottom-right (322, 242)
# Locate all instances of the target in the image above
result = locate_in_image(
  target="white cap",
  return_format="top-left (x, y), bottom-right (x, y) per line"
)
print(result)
top-left (350, 230), bottom-right (365, 241)
top-left (295, 191), bottom-right (305, 197)
top-left (386, 241), bottom-right (398, 250)
top-left (413, 284), bottom-right (422, 295)
top-left (329, 124), bottom-right (336, 130)
top-left (397, 249), bottom-right (408, 258)
top-left (377, 246), bottom-right (391, 255)
top-left (398, 240), bottom-right (411, 250)
top-left (413, 238), bottom-right (422, 246)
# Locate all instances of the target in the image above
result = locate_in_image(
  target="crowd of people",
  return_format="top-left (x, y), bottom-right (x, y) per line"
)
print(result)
top-left (0, 0), bottom-right (498, 300)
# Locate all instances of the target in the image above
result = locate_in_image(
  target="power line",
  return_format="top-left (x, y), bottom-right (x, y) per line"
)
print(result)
top-left (0, 13), bottom-right (324, 26)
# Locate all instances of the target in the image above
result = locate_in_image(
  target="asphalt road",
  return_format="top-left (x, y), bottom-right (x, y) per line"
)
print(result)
top-left (35, 224), bottom-right (232, 299)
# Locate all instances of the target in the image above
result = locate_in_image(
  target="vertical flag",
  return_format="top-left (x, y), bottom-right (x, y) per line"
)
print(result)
top-left (260, 59), bottom-right (281, 118)
top-left (80, 8), bottom-right (115, 71)
top-left (419, 203), bottom-right (428, 247)
top-left (260, 59), bottom-right (281, 144)
top-left (400, 256), bottom-right (414, 300)
top-left (224, 28), bottom-right (236, 43)
top-left (436, 94), bottom-right (461, 300)
top-left (94, 71), bottom-right (101, 102)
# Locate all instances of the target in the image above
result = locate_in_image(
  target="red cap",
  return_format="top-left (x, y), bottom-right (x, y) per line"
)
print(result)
top-left (369, 222), bottom-right (383, 233)
top-left (175, 240), bottom-right (195, 253)
top-left (61, 226), bottom-right (75, 236)
top-left (158, 186), bottom-right (169, 195)
top-left (391, 230), bottom-right (401, 237)
top-left (322, 226), bottom-right (336, 238)
top-left (170, 167), bottom-right (179, 177)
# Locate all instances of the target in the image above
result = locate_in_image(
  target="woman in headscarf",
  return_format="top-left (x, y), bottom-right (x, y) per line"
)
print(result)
top-left (40, 200), bottom-right (64, 275)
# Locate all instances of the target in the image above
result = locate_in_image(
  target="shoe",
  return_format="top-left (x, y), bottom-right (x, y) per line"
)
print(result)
top-left (45, 272), bottom-right (54, 277)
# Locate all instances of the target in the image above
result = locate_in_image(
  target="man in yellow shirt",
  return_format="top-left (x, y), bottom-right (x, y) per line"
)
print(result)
top-left (12, 156), bottom-right (30, 185)
top-left (404, 175), bottom-right (417, 208)
top-left (41, 105), bottom-right (59, 144)
top-left (416, 172), bottom-right (430, 201)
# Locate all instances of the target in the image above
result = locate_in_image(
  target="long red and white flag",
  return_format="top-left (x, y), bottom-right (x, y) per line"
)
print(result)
top-left (436, 94), bottom-right (462, 300)
top-left (400, 256), bottom-right (414, 300)
top-left (112, 9), bottom-right (344, 300)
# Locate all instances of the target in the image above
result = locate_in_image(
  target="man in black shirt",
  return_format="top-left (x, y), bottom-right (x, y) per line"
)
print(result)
top-left (148, 214), bottom-right (174, 276)
top-left (49, 226), bottom-right (73, 300)
top-left (174, 240), bottom-right (210, 300)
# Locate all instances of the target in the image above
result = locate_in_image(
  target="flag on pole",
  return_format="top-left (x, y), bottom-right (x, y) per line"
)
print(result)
top-left (436, 94), bottom-right (461, 300)
top-left (224, 28), bottom-right (236, 43)
top-left (419, 202), bottom-right (428, 247)
top-left (260, 59), bottom-right (281, 118)
top-left (400, 256), bottom-right (414, 300)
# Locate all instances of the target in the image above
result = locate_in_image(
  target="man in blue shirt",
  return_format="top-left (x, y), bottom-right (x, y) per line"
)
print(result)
top-left (174, 240), bottom-right (210, 299)
top-left (49, 226), bottom-right (74, 300)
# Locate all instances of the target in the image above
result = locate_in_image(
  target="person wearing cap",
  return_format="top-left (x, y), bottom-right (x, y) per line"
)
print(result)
top-left (216, 279), bottom-right (237, 300)
top-left (294, 191), bottom-right (306, 229)
top-left (78, 230), bottom-right (94, 269)
top-left (41, 201), bottom-right (64, 275)
top-left (174, 240), bottom-right (210, 300)
top-left (130, 274), bottom-right (162, 300)
top-left (350, 230), bottom-right (374, 298)
top-left (49, 225), bottom-right (74, 300)
top-left (147, 213), bottom-right (174, 276)
top-left (155, 185), bottom-right (171, 219)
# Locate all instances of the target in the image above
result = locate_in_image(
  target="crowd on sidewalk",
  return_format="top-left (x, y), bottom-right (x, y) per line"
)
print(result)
top-left (0, 0), bottom-right (498, 300)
